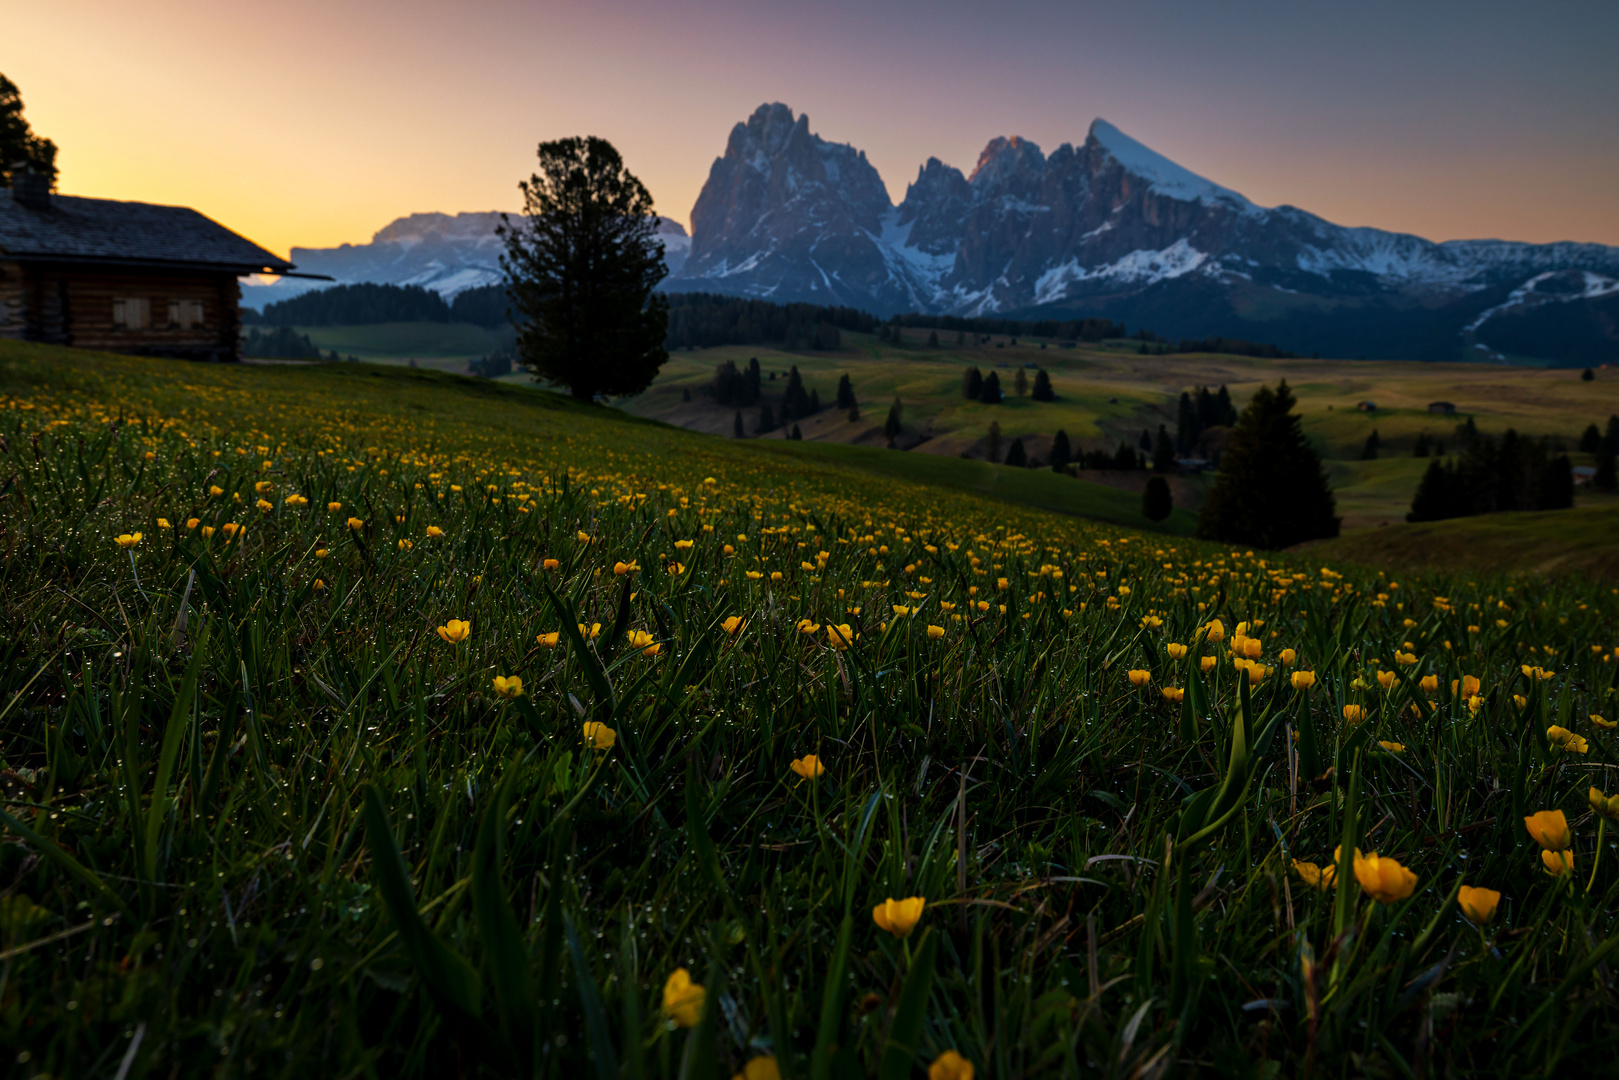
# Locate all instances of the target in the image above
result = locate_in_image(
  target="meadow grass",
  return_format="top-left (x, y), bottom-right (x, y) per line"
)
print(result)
top-left (3, 342), bottom-right (1619, 1078)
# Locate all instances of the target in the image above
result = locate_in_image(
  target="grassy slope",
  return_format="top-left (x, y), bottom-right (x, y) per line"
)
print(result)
top-left (1299, 504), bottom-right (1619, 579)
top-left (296, 322), bottom-right (505, 363)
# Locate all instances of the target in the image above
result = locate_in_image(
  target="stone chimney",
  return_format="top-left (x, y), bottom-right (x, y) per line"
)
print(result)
top-left (11, 163), bottom-right (51, 210)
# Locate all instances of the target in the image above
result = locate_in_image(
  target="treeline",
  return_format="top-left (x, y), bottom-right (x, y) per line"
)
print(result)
top-left (242, 326), bottom-right (356, 363)
top-left (1161, 337), bottom-right (1298, 359)
top-left (714, 358), bottom-right (830, 436)
top-left (892, 314), bottom-right (1128, 342)
top-left (244, 283), bottom-right (508, 328)
top-left (961, 365), bottom-right (1055, 403)
top-left (1407, 419), bottom-right (1577, 521)
top-left (665, 293), bottom-right (876, 350)
top-left (1176, 385), bottom-right (1239, 454)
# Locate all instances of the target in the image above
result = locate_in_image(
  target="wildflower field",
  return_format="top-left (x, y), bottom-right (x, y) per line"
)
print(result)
top-left (3, 342), bottom-right (1619, 1079)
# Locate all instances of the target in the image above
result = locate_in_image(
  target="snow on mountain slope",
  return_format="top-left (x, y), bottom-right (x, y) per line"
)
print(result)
top-left (1088, 120), bottom-right (1258, 215)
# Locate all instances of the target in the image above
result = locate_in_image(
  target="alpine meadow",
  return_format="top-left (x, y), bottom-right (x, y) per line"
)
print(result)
top-left (3, 341), bottom-right (1619, 1079)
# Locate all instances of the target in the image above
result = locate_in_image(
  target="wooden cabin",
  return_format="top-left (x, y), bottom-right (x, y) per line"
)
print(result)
top-left (0, 172), bottom-right (297, 361)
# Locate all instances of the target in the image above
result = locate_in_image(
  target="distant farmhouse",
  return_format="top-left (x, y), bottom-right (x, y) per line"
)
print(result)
top-left (1427, 401), bottom-right (1456, 415)
top-left (0, 169), bottom-right (309, 361)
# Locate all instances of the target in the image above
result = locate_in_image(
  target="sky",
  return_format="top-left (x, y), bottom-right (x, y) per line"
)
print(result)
top-left (8, 0), bottom-right (1619, 258)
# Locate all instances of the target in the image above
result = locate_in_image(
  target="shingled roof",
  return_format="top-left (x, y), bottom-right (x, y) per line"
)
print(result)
top-left (0, 187), bottom-right (293, 274)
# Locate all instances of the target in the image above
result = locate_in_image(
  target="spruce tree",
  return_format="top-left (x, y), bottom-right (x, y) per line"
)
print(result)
top-left (733, 411), bottom-right (745, 438)
top-left (809, 388), bottom-right (820, 413)
top-left (1606, 415), bottom-right (1619, 454)
top-left (744, 358), bottom-right (762, 405)
top-left (1050, 429), bottom-right (1072, 472)
top-left (1583, 367), bottom-right (1596, 382)
top-left (1538, 455), bottom-right (1574, 510)
top-left (1015, 367), bottom-right (1028, 397)
top-left (1361, 430), bottom-right (1380, 460)
top-left (1580, 424), bottom-right (1602, 453)
top-left (980, 372), bottom-right (1003, 404)
top-left (1197, 380), bottom-right (1340, 548)
top-left (1413, 432), bottom-right (1431, 457)
top-left (1114, 443), bottom-right (1139, 470)
top-left (1142, 476), bottom-right (1173, 522)
top-left (836, 374), bottom-right (855, 410)
top-left (1031, 368), bottom-right (1055, 401)
top-left (963, 367), bottom-right (984, 400)
top-left (986, 422), bottom-right (1002, 463)
top-left (928, 331), bottom-right (940, 347)
top-left (1407, 460), bottom-right (1458, 522)
top-left (0, 74), bottom-right (59, 188)
top-left (756, 402), bottom-right (775, 434)
top-left (1004, 438), bottom-right (1028, 467)
top-left (501, 137), bottom-right (668, 400)
top-left (790, 423), bottom-right (802, 441)
top-left (1595, 447), bottom-right (1618, 491)
top-left (884, 401), bottom-right (902, 443)
top-left (1153, 426), bottom-right (1176, 472)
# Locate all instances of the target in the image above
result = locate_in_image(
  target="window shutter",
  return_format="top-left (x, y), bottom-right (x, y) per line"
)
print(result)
top-left (113, 299), bottom-right (127, 328)
top-left (169, 300), bottom-right (181, 326)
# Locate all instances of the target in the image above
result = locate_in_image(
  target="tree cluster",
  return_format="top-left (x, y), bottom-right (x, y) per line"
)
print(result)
top-left (0, 73), bottom-right (57, 189)
top-left (1197, 380), bottom-right (1340, 548)
top-left (716, 360), bottom-right (824, 435)
top-left (1408, 427), bottom-right (1578, 522)
top-left (246, 283), bottom-right (496, 327)
top-left (892, 313), bottom-right (1126, 341)
top-left (711, 357), bottom-right (762, 407)
top-left (961, 366), bottom-right (1013, 404)
top-left (1166, 337), bottom-right (1297, 359)
top-left (244, 327), bottom-right (325, 360)
top-left (664, 293), bottom-right (873, 350)
top-left (1176, 385), bottom-right (1239, 454)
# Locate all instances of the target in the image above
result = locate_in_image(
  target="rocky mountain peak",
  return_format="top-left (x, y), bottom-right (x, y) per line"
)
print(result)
top-left (968, 136), bottom-right (1047, 194)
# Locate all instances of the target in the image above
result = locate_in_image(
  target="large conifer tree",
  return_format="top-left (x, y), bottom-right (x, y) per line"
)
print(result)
top-left (500, 137), bottom-right (668, 401)
top-left (1197, 381), bottom-right (1340, 547)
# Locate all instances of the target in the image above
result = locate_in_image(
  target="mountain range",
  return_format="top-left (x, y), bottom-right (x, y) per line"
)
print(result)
top-left (247, 103), bottom-right (1619, 364)
top-left (242, 212), bottom-right (690, 310)
top-left (670, 103), bottom-right (1619, 363)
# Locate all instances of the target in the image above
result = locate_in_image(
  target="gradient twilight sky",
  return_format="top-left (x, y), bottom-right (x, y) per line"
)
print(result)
top-left (9, 0), bottom-right (1618, 258)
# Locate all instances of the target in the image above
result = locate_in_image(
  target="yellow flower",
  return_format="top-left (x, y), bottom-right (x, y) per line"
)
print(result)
top-left (732, 1057), bottom-right (781, 1080)
top-left (426, 525), bottom-right (444, 538)
top-left (114, 532), bottom-right (143, 548)
top-left (209, 485), bottom-right (225, 497)
top-left (1353, 851), bottom-right (1418, 903)
top-left (1279, 648), bottom-right (1296, 666)
top-left (1590, 788), bottom-right (1619, 820)
top-left (578, 622), bottom-right (602, 640)
top-left (327, 501), bottom-right (342, 512)
top-left (437, 619), bottom-right (471, 644)
top-left (1293, 859), bottom-right (1336, 890)
top-left (1378, 740), bottom-right (1406, 752)
top-left (797, 618), bottom-right (821, 635)
top-left (1419, 674), bottom-right (1439, 693)
top-left (722, 615), bottom-right (745, 636)
top-left (1591, 714), bottom-right (1616, 730)
top-left (537, 631), bottom-right (561, 648)
top-left (1242, 638), bottom-right (1263, 660)
top-left (1513, 694), bottom-right (1528, 710)
top-left (1161, 687), bottom-right (1184, 703)
top-left (1376, 670), bottom-right (1396, 690)
top-left (996, 576), bottom-right (1009, 591)
top-left (1127, 669), bottom-right (1151, 688)
top-left (313, 578), bottom-right (325, 590)
top-left (1246, 664), bottom-right (1269, 686)
top-left (789, 755), bottom-right (825, 780)
top-left (1291, 670), bottom-right (1316, 690)
top-left (926, 624), bottom-right (945, 640)
top-left (1457, 885), bottom-right (1501, 925)
top-left (1202, 619), bottom-right (1225, 643)
top-left (347, 517), bottom-right (364, 531)
top-left (185, 517), bottom-right (200, 530)
top-left (1542, 849), bottom-right (1575, 877)
top-left (746, 570), bottom-right (764, 580)
top-left (1455, 675), bottom-right (1481, 697)
top-left (1547, 726), bottom-right (1589, 754)
top-left (1342, 704), bottom-right (1364, 724)
top-left (254, 480), bottom-right (274, 494)
top-left (626, 630), bottom-right (661, 656)
top-left (315, 548), bottom-right (329, 558)
top-left (662, 968), bottom-right (704, 1027)
top-left (1166, 642), bottom-right (1188, 659)
top-left (1200, 655), bottom-right (1217, 673)
top-left (1467, 694), bottom-right (1483, 716)
top-left (1394, 650), bottom-right (1418, 666)
top-left (674, 539), bottom-right (694, 550)
top-left (1524, 810), bottom-right (1571, 851)
top-left (576, 530), bottom-right (592, 543)
top-left (491, 675), bottom-right (524, 699)
top-left (872, 896), bottom-right (925, 938)
top-left (201, 526), bottom-right (216, 538)
top-left (892, 604), bottom-right (911, 617)
top-left (397, 539), bottom-right (413, 551)
top-left (613, 560), bottom-right (640, 576)
top-left (827, 624), bottom-right (854, 650)
top-left (542, 557), bottom-right (561, 571)
top-left (928, 1050), bottom-right (975, 1080)
top-left (156, 517), bottom-right (171, 529)
top-left (583, 721), bottom-right (617, 749)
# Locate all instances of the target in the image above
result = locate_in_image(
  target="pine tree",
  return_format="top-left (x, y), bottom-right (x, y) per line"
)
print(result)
top-left (1197, 380), bottom-right (1340, 548)
top-left (928, 330), bottom-right (940, 347)
top-left (1580, 424), bottom-right (1602, 453)
top-left (1538, 455), bottom-right (1574, 510)
top-left (756, 402), bottom-right (775, 434)
top-left (1361, 430), bottom-right (1380, 460)
top-left (1407, 460), bottom-right (1459, 522)
top-left (501, 137), bottom-right (668, 400)
top-left (1583, 367), bottom-right (1596, 382)
top-left (733, 411), bottom-right (745, 438)
top-left (1177, 392), bottom-right (1198, 453)
top-left (1153, 426), bottom-right (1176, 472)
top-left (836, 374), bottom-right (855, 410)
top-left (744, 358), bottom-right (762, 405)
top-left (1114, 443), bottom-right (1139, 470)
top-left (0, 74), bottom-right (59, 189)
top-left (1595, 447), bottom-right (1618, 491)
top-left (809, 388), bottom-right (821, 414)
top-left (791, 424), bottom-right (802, 441)
top-left (986, 421), bottom-right (1002, 463)
top-left (1004, 438), bottom-right (1027, 467)
top-left (884, 400), bottom-right (902, 443)
top-left (962, 366), bottom-right (984, 400)
top-left (1015, 367), bottom-right (1028, 397)
top-left (1031, 368), bottom-right (1055, 401)
top-left (1142, 476), bottom-right (1173, 522)
top-left (1138, 430), bottom-right (1153, 452)
top-left (1050, 429), bottom-right (1072, 472)
top-left (1216, 385), bottom-right (1236, 426)
top-left (1606, 415), bottom-right (1619, 454)
top-left (1413, 432), bottom-right (1431, 457)
top-left (980, 372), bottom-right (1003, 404)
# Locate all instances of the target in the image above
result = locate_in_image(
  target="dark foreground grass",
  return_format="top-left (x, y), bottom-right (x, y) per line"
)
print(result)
top-left (2, 343), bottom-right (1619, 1079)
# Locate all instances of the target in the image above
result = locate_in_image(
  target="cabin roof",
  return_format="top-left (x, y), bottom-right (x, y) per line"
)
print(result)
top-left (0, 188), bottom-right (293, 274)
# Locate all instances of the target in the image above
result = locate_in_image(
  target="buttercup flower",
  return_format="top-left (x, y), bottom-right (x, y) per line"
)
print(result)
top-left (1524, 810), bottom-right (1571, 851)
top-left (929, 1050), bottom-right (975, 1080)
top-left (1166, 642), bottom-right (1188, 659)
top-left (789, 755), bottom-right (825, 780)
top-left (491, 675), bottom-right (524, 699)
top-left (1342, 704), bottom-right (1364, 724)
top-left (872, 896), bottom-right (926, 937)
top-left (583, 721), bottom-right (617, 749)
top-left (156, 517), bottom-right (171, 529)
top-left (1457, 885), bottom-right (1501, 925)
top-left (827, 624), bottom-right (854, 650)
top-left (327, 501), bottom-right (341, 512)
top-left (437, 619), bottom-right (471, 643)
top-left (537, 631), bottom-right (561, 648)
top-left (1353, 851), bottom-right (1418, 903)
top-left (1542, 849), bottom-right (1574, 877)
top-left (542, 557), bottom-right (561, 571)
top-left (722, 615), bottom-right (745, 636)
top-left (1279, 648), bottom-right (1296, 666)
top-left (1161, 687), bottom-right (1184, 703)
top-left (1200, 656), bottom-right (1218, 673)
top-left (114, 532), bottom-right (143, 548)
top-left (425, 525), bottom-right (444, 538)
top-left (1547, 726), bottom-right (1589, 754)
top-left (347, 517), bottom-right (364, 531)
top-left (926, 624), bottom-right (946, 640)
top-left (732, 1058), bottom-right (781, 1080)
top-left (1590, 788), bottom-right (1619, 820)
top-left (1378, 741), bottom-right (1406, 752)
top-left (1127, 669), bottom-right (1151, 688)
top-left (1293, 859), bottom-right (1336, 890)
top-left (578, 622), bottom-right (602, 640)
top-left (626, 630), bottom-right (661, 656)
top-left (1377, 670), bottom-right (1396, 690)
top-left (1419, 674), bottom-right (1439, 693)
top-left (1592, 714), bottom-right (1616, 730)
top-left (662, 968), bottom-right (704, 1027)
top-left (613, 560), bottom-right (639, 576)
top-left (1292, 670), bottom-right (1316, 690)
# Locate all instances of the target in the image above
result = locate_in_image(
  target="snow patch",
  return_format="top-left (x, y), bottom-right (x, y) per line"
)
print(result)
top-left (1089, 120), bottom-right (1258, 215)
top-left (1033, 239), bottom-right (1209, 304)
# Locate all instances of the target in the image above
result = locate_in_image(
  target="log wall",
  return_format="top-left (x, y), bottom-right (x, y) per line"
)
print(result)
top-left (0, 263), bottom-right (243, 361)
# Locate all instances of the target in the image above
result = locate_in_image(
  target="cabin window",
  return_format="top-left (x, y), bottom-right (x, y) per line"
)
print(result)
top-left (112, 297), bottom-right (150, 329)
top-left (168, 299), bottom-right (206, 328)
